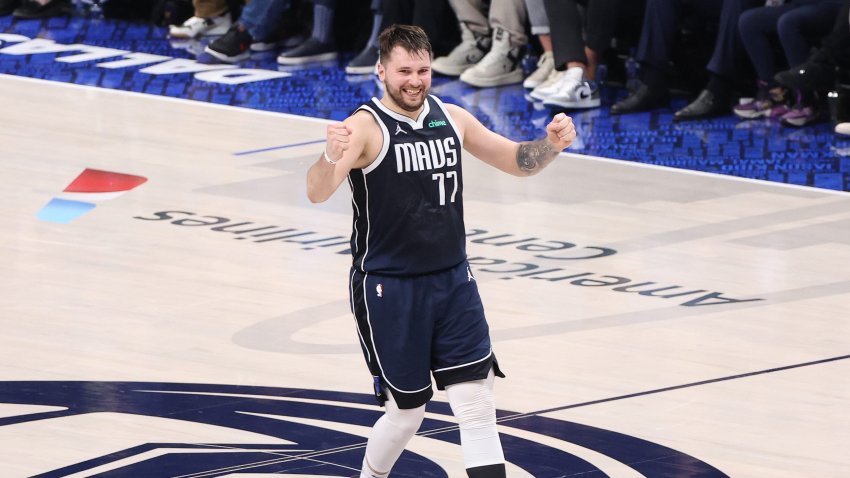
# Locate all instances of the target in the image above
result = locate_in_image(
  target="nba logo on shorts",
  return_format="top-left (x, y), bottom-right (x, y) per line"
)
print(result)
top-left (376, 283), bottom-right (383, 297)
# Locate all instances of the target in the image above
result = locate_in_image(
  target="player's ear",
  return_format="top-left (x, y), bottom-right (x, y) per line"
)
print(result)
top-left (377, 62), bottom-right (385, 82)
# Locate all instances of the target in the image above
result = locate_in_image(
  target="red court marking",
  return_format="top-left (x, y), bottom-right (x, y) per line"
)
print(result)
top-left (63, 168), bottom-right (148, 193)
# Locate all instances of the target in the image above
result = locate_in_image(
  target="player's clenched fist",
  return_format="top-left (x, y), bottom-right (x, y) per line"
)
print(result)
top-left (545, 112), bottom-right (576, 150)
top-left (326, 123), bottom-right (353, 163)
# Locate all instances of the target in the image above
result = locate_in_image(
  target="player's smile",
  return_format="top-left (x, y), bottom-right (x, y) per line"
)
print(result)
top-left (402, 85), bottom-right (422, 100)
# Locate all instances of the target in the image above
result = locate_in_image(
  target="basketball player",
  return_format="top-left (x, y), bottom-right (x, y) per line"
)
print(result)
top-left (306, 24), bottom-right (575, 478)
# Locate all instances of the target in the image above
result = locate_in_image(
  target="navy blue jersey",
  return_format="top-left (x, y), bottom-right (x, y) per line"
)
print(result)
top-left (347, 95), bottom-right (466, 276)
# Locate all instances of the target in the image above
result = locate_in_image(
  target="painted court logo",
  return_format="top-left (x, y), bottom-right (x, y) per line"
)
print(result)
top-left (37, 168), bottom-right (147, 223)
top-left (0, 381), bottom-right (730, 477)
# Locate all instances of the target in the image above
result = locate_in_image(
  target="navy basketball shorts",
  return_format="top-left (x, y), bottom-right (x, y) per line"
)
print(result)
top-left (349, 260), bottom-right (504, 409)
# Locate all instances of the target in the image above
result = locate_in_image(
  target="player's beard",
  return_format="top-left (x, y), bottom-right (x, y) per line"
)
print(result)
top-left (386, 82), bottom-right (428, 112)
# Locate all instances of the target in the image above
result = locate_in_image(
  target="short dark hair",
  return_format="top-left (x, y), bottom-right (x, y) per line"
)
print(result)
top-left (378, 24), bottom-right (432, 64)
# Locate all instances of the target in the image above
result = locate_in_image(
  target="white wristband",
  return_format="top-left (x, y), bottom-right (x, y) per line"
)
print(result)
top-left (323, 150), bottom-right (337, 165)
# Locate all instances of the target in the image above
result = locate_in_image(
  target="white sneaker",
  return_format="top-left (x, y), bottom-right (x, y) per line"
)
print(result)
top-left (542, 66), bottom-right (601, 109)
top-left (529, 69), bottom-right (565, 101)
top-left (523, 51), bottom-right (554, 89)
top-left (432, 22), bottom-right (491, 76)
top-left (459, 27), bottom-right (524, 88)
top-left (168, 13), bottom-right (231, 39)
top-left (835, 122), bottom-right (850, 136)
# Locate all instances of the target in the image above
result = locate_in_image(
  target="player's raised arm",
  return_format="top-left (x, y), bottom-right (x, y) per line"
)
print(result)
top-left (306, 111), bottom-right (375, 203)
top-left (446, 104), bottom-right (576, 176)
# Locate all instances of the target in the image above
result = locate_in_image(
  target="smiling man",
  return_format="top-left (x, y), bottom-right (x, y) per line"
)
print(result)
top-left (306, 24), bottom-right (576, 478)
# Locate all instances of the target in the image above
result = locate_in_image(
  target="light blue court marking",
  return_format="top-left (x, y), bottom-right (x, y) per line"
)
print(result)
top-left (233, 139), bottom-right (326, 156)
top-left (37, 198), bottom-right (97, 224)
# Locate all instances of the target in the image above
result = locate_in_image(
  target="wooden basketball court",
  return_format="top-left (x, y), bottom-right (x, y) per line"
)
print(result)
top-left (1, 73), bottom-right (848, 477)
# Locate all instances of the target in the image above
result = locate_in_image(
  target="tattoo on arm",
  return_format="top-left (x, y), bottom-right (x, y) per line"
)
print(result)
top-left (516, 139), bottom-right (557, 175)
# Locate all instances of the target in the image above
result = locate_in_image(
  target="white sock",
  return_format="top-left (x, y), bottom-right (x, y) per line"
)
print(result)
top-left (360, 455), bottom-right (389, 478)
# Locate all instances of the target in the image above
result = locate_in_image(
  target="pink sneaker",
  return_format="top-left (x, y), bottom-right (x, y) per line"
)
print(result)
top-left (733, 81), bottom-right (789, 119)
top-left (780, 89), bottom-right (821, 127)
top-left (781, 104), bottom-right (820, 127)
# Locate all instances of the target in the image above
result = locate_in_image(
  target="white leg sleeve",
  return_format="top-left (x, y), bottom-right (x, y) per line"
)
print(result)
top-left (445, 368), bottom-right (505, 469)
top-left (360, 390), bottom-right (426, 478)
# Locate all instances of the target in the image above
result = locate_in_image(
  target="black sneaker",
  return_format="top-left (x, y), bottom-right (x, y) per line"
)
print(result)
top-left (673, 89), bottom-right (730, 121)
top-left (1, 0), bottom-right (20, 15)
top-left (610, 82), bottom-right (669, 114)
top-left (277, 37), bottom-right (337, 65)
top-left (346, 45), bottom-right (378, 74)
top-left (12, 0), bottom-right (70, 18)
top-left (204, 24), bottom-right (253, 63)
top-left (774, 48), bottom-right (837, 91)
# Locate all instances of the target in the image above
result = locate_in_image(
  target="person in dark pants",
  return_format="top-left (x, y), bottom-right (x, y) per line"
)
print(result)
top-left (205, 0), bottom-right (295, 63)
top-left (382, 0), bottom-right (460, 57)
top-left (277, 0), bottom-right (339, 65)
top-left (347, 0), bottom-right (460, 74)
top-left (530, 0), bottom-right (644, 109)
top-left (734, 0), bottom-right (843, 126)
top-left (346, 0), bottom-right (384, 74)
top-left (774, 0), bottom-right (850, 91)
top-left (774, 0), bottom-right (850, 132)
top-left (611, 0), bottom-right (762, 120)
